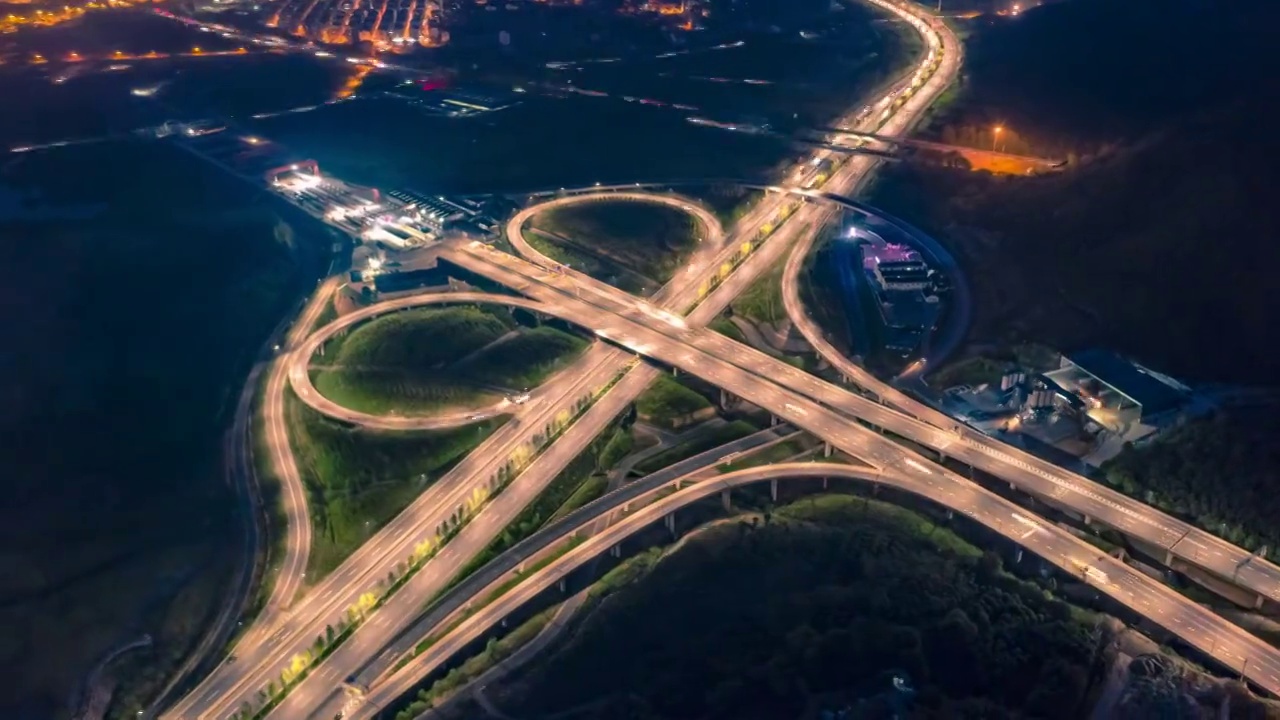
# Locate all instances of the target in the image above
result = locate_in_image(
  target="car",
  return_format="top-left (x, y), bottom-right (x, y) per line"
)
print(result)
top-left (510, 392), bottom-right (531, 405)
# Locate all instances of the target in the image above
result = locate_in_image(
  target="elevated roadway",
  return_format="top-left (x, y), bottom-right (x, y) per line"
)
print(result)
top-left (303, 426), bottom-right (801, 718)
top-left (167, 0), bottom-right (974, 715)
top-left (305, 249), bottom-right (1280, 696)
top-left (353, 462), bottom-right (1280, 717)
top-left (454, 240), bottom-right (1280, 610)
top-left (165, 340), bottom-right (637, 719)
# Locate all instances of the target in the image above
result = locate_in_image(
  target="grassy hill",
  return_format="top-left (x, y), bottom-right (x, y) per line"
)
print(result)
top-left (497, 495), bottom-right (1105, 719)
top-left (312, 307), bottom-right (589, 414)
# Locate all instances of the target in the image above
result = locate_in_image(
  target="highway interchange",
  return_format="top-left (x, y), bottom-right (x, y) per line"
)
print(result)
top-left (160, 0), bottom-right (1280, 717)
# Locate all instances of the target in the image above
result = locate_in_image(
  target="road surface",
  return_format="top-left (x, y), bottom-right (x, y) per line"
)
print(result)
top-left (352, 463), bottom-right (1280, 717)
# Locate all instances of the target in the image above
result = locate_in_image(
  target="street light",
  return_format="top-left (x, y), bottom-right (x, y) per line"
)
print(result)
top-left (992, 125), bottom-right (1003, 151)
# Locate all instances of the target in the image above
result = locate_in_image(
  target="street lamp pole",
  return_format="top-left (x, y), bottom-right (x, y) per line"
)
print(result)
top-left (992, 125), bottom-right (1003, 151)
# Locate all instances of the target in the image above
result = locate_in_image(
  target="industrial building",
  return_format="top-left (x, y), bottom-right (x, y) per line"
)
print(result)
top-left (872, 259), bottom-right (933, 291)
top-left (1045, 349), bottom-right (1191, 423)
top-left (858, 239), bottom-right (941, 355)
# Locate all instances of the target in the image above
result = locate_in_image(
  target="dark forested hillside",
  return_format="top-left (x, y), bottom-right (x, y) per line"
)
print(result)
top-left (500, 497), bottom-right (1104, 720)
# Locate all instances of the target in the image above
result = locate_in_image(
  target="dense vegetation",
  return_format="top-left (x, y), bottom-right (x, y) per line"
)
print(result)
top-left (1104, 410), bottom-right (1280, 554)
top-left (313, 307), bottom-right (588, 414)
top-left (635, 375), bottom-right (714, 429)
top-left (286, 397), bottom-right (502, 577)
top-left (867, 0), bottom-right (1280, 384)
top-left (504, 495), bottom-right (1103, 719)
top-left (0, 141), bottom-right (315, 718)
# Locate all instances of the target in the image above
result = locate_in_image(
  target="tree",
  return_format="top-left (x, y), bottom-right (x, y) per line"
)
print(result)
top-left (326, 624), bottom-right (336, 644)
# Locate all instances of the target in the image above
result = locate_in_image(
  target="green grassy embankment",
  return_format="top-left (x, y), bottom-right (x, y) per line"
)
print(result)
top-left (285, 395), bottom-right (503, 578)
top-left (634, 375), bottom-right (713, 430)
top-left (532, 200), bottom-right (702, 288)
top-left (312, 307), bottom-right (588, 414)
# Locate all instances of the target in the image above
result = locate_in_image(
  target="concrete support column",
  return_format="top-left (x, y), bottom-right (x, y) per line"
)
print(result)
top-left (823, 442), bottom-right (833, 458)
top-left (557, 578), bottom-right (567, 593)
top-left (770, 414), bottom-right (779, 427)
top-left (665, 512), bottom-right (677, 537)
top-left (1164, 550), bottom-right (1174, 566)
top-left (1014, 548), bottom-right (1023, 564)
top-left (821, 477), bottom-right (829, 490)
top-left (946, 509), bottom-right (954, 520)
top-left (770, 478), bottom-right (778, 502)
top-left (1255, 594), bottom-right (1265, 610)
top-left (1083, 515), bottom-right (1092, 526)
top-left (721, 489), bottom-right (732, 511)
top-left (610, 545), bottom-right (622, 558)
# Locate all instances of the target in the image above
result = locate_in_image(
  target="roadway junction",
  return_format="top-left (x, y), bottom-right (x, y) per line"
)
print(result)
top-left (158, 0), bottom-right (1280, 718)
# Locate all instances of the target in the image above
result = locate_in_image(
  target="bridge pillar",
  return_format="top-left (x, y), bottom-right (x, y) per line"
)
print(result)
top-left (946, 509), bottom-right (954, 520)
top-left (821, 477), bottom-right (828, 490)
top-left (721, 489), bottom-right (732, 511)
top-left (1165, 550), bottom-right (1174, 566)
top-left (719, 388), bottom-right (736, 410)
top-left (672, 367), bottom-right (679, 377)
top-left (665, 512), bottom-right (677, 538)
top-left (611, 544), bottom-right (622, 558)
top-left (1083, 515), bottom-right (1092, 526)
top-left (558, 578), bottom-right (567, 593)
top-left (770, 478), bottom-right (778, 502)
top-left (1014, 548), bottom-right (1023, 564)
top-left (1256, 594), bottom-right (1265, 610)
top-left (823, 442), bottom-right (833, 458)
top-left (770, 414), bottom-right (779, 427)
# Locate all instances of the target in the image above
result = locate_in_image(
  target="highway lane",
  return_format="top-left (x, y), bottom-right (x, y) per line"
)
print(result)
top-left (443, 0), bottom-right (1280, 605)
top-left (353, 462), bottom-right (1280, 717)
top-left (301, 425), bottom-right (802, 718)
top-left (167, 276), bottom-right (338, 718)
top-left (189, 186), bottom-right (743, 717)
top-left (456, 241), bottom-right (1280, 605)
top-left (769, 2), bottom-right (1280, 605)
top-left (424, 249), bottom-right (1280, 692)
top-left (167, 340), bottom-right (634, 719)
top-left (270, 214), bottom-right (808, 717)
top-left (167, 2), bottom-right (959, 714)
top-left (269, 359), bottom-right (658, 718)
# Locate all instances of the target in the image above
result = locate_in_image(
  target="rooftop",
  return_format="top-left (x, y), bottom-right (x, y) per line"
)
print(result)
top-left (1066, 349), bottom-right (1187, 414)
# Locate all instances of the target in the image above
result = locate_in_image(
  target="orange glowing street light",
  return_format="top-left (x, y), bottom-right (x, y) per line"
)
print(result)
top-left (992, 125), bottom-right (1004, 151)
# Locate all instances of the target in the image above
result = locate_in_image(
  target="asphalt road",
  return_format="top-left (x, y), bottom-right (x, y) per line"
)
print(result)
top-left (438, 246), bottom-right (1280, 693)
top-left (174, 192), bottom-right (743, 718)
top-left (300, 426), bottom-right (800, 718)
top-left (353, 462), bottom-right (1280, 717)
